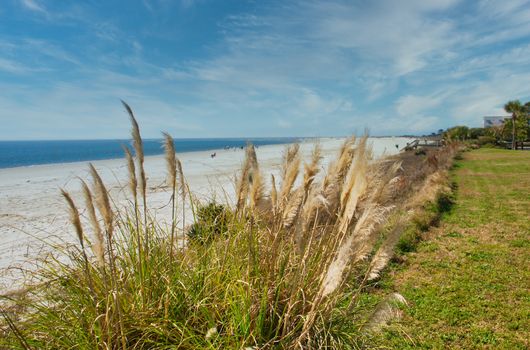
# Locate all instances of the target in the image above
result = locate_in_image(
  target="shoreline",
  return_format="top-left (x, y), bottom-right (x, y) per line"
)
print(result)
top-left (0, 137), bottom-right (331, 172)
top-left (0, 136), bottom-right (408, 171)
top-left (0, 136), bottom-right (316, 171)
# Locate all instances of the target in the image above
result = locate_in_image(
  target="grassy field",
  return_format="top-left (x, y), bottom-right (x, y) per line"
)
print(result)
top-left (377, 148), bottom-right (530, 349)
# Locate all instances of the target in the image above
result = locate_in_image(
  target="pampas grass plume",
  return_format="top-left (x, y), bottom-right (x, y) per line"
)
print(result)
top-left (162, 132), bottom-right (177, 188)
top-left (61, 189), bottom-right (85, 249)
top-left (122, 145), bottom-right (138, 200)
top-left (89, 163), bottom-right (114, 240)
top-left (80, 180), bottom-right (105, 267)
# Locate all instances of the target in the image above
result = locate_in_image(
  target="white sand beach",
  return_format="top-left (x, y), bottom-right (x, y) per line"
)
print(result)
top-left (0, 137), bottom-right (413, 291)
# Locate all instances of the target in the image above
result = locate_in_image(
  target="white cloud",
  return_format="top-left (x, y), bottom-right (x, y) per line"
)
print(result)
top-left (453, 43), bottom-right (530, 78)
top-left (0, 57), bottom-right (32, 74)
top-left (396, 94), bottom-right (444, 116)
top-left (305, 0), bottom-right (458, 76)
top-left (23, 39), bottom-right (80, 65)
top-left (3, 0), bottom-right (530, 138)
top-left (407, 116), bottom-right (440, 132)
top-left (0, 74), bottom-right (204, 140)
top-left (181, 0), bottom-right (197, 8)
top-left (20, 0), bottom-right (47, 14)
top-left (142, 0), bottom-right (155, 12)
top-left (276, 119), bottom-right (292, 129)
top-left (449, 72), bottom-right (530, 124)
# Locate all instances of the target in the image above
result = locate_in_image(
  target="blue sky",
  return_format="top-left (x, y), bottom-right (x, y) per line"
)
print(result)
top-left (1, 0), bottom-right (530, 140)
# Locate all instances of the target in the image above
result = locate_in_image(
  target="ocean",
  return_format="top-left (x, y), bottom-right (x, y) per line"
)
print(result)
top-left (0, 138), bottom-right (298, 169)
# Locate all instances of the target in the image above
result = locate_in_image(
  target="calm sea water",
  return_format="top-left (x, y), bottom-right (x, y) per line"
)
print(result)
top-left (0, 138), bottom-right (298, 169)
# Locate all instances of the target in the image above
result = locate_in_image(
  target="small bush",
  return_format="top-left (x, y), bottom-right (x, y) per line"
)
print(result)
top-left (187, 202), bottom-right (232, 244)
top-left (436, 191), bottom-right (454, 214)
top-left (454, 152), bottom-right (464, 161)
top-left (397, 226), bottom-right (421, 253)
top-left (477, 135), bottom-right (496, 146)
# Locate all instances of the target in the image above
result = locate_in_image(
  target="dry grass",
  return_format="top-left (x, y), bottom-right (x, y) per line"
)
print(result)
top-left (0, 104), bottom-right (460, 349)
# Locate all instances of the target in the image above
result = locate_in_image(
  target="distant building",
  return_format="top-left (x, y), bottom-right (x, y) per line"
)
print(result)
top-left (483, 116), bottom-right (508, 128)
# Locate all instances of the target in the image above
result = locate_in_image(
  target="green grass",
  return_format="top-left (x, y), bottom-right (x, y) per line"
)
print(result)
top-left (375, 148), bottom-right (530, 349)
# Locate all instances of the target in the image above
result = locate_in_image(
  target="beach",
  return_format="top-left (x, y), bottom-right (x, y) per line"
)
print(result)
top-left (0, 137), bottom-right (413, 290)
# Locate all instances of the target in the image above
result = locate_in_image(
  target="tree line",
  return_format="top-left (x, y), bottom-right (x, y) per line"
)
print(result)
top-left (443, 100), bottom-right (530, 149)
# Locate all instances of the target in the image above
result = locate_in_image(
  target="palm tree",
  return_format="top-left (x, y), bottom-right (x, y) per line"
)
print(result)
top-left (504, 100), bottom-right (523, 150)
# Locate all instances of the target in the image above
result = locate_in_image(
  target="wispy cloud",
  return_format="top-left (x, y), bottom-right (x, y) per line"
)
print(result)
top-left (20, 0), bottom-right (48, 14)
top-left (396, 94), bottom-right (445, 117)
top-left (0, 57), bottom-right (33, 74)
top-left (2, 0), bottom-right (530, 139)
top-left (180, 0), bottom-right (198, 9)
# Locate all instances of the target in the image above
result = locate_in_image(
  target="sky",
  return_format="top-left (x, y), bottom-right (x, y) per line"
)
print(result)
top-left (1, 0), bottom-right (530, 140)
